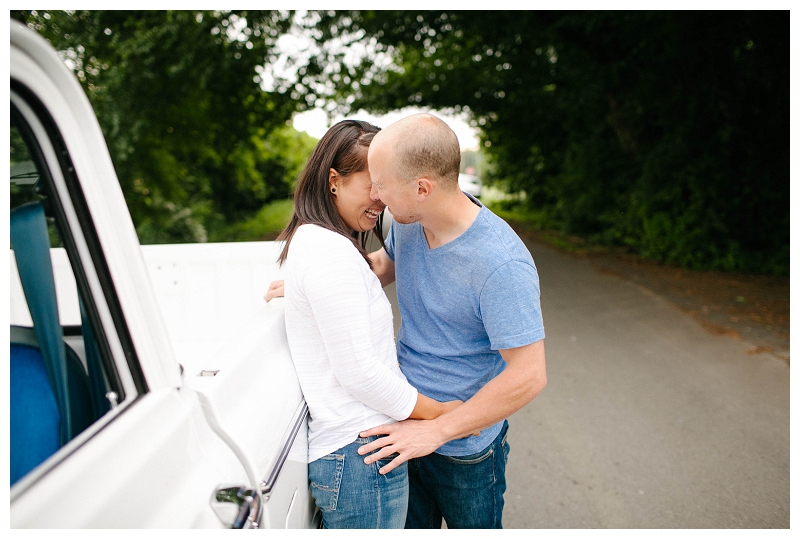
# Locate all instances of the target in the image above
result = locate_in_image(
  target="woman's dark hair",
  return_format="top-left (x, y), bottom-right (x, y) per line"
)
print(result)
top-left (277, 119), bottom-right (383, 268)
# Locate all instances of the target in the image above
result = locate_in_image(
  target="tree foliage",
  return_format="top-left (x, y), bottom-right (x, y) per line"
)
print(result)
top-left (301, 11), bottom-right (789, 274)
top-left (12, 10), bottom-right (309, 243)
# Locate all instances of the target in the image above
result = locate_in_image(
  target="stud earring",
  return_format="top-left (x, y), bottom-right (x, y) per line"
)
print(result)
top-left (331, 187), bottom-right (337, 194)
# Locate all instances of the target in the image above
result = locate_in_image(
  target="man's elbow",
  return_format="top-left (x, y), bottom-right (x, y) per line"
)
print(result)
top-left (535, 372), bottom-right (547, 396)
top-left (521, 368), bottom-right (546, 404)
top-left (530, 374), bottom-right (547, 402)
top-left (504, 340), bottom-right (546, 404)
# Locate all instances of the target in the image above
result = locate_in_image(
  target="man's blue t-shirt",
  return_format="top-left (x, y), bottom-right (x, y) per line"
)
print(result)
top-left (385, 195), bottom-right (545, 456)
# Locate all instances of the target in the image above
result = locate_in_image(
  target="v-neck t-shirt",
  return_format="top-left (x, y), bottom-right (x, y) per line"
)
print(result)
top-left (385, 195), bottom-right (545, 456)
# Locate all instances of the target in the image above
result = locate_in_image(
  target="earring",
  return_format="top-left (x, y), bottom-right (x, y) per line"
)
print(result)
top-left (331, 187), bottom-right (337, 194)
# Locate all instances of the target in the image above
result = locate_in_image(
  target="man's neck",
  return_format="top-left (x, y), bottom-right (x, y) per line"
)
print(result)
top-left (421, 191), bottom-right (482, 249)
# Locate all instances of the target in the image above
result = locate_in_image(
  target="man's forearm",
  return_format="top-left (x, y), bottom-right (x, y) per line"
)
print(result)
top-left (357, 339), bottom-right (546, 474)
top-left (368, 248), bottom-right (396, 287)
top-left (433, 343), bottom-right (546, 443)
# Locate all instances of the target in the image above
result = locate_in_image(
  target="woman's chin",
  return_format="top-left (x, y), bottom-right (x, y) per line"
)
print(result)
top-left (359, 220), bottom-right (379, 232)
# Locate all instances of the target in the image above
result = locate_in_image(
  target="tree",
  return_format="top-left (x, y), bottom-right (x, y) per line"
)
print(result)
top-left (299, 11), bottom-right (789, 274)
top-left (12, 10), bottom-right (304, 243)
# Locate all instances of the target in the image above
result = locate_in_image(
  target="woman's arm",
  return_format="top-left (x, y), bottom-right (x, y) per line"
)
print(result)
top-left (264, 280), bottom-right (284, 302)
top-left (408, 394), bottom-right (461, 420)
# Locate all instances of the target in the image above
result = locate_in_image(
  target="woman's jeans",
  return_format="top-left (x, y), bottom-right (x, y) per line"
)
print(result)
top-left (406, 420), bottom-right (510, 529)
top-left (309, 435), bottom-right (409, 529)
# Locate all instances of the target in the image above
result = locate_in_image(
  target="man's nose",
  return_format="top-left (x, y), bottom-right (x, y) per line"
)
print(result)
top-left (370, 183), bottom-right (381, 202)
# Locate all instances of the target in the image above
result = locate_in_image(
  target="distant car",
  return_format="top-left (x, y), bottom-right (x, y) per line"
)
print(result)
top-left (458, 173), bottom-right (482, 198)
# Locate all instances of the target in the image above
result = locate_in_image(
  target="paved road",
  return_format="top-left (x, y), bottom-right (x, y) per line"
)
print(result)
top-left (503, 236), bottom-right (790, 528)
top-left (383, 232), bottom-right (789, 529)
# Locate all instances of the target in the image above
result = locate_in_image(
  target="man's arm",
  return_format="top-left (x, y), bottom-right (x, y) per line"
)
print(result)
top-left (356, 339), bottom-right (546, 473)
top-left (368, 248), bottom-right (396, 288)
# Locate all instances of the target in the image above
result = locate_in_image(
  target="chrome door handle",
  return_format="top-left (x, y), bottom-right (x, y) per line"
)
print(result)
top-left (211, 485), bottom-right (262, 529)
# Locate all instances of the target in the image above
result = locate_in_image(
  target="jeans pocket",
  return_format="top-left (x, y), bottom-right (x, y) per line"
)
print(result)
top-left (442, 444), bottom-right (494, 465)
top-left (377, 452), bottom-right (401, 464)
top-left (377, 455), bottom-right (408, 485)
top-left (309, 453), bottom-right (345, 511)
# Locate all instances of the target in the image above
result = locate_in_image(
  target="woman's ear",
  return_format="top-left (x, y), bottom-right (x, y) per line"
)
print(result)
top-left (328, 168), bottom-right (339, 194)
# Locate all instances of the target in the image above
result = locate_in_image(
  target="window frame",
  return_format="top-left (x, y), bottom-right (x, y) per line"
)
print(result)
top-left (10, 83), bottom-right (147, 495)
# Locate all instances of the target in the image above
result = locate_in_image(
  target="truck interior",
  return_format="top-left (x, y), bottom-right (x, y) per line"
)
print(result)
top-left (10, 104), bottom-right (118, 486)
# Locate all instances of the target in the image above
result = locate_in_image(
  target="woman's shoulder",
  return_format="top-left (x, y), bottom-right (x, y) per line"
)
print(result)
top-left (295, 223), bottom-right (345, 243)
top-left (291, 224), bottom-right (358, 258)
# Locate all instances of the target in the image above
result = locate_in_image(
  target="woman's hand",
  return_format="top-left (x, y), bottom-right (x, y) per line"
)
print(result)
top-left (264, 280), bottom-right (285, 302)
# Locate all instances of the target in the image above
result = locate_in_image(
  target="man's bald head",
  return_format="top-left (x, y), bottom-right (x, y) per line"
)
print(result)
top-left (372, 113), bottom-right (461, 188)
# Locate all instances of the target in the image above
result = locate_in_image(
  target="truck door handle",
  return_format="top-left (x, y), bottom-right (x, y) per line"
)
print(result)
top-left (212, 486), bottom-right (262, 529)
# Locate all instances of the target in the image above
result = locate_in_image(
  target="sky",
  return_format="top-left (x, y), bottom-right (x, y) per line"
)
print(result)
top-left (292, 107), bottom-right (481, 152)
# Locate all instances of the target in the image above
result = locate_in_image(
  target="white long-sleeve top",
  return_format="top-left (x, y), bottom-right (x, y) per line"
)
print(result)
top-left (284, 224), bottom-right (418, 462)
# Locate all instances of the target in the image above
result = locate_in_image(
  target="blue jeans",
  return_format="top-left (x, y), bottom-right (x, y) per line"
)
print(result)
top-left (309, 435), bottom-right (409, 528)
top-left (406, 420), bottom-right (510, 529)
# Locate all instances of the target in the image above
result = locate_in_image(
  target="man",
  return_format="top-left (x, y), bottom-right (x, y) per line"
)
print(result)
top-left (359, 113), bottom-right (546, 529)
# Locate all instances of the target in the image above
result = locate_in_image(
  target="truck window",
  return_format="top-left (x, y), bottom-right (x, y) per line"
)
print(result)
top-left (10, 102), bottom-right (128, 487)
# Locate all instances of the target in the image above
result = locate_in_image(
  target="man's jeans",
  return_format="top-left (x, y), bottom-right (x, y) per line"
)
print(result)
top-left (406, 420), bottom-right (510, 529)
top-left (309, 435), bottom-right (409, 529)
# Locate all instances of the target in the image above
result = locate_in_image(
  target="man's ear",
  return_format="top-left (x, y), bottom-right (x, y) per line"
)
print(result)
top-left (416, 177), bottom-right (433, 200)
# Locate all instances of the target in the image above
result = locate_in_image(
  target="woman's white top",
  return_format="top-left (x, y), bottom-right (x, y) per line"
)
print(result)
top-left (284, 224), bottom-right (418, 462)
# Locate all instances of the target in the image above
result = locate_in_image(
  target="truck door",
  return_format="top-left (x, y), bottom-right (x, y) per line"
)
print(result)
top-left (10, 21), bottom-right (314, 528)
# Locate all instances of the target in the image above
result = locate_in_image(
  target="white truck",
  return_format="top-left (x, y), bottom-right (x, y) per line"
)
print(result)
top-left (9, 20), bottom-right (317, 528)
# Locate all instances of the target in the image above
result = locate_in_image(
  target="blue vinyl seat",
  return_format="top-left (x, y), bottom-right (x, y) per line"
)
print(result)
top-left (10, 202), bottom-right (96, 486)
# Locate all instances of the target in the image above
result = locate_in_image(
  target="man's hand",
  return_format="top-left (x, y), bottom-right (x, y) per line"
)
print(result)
top-left (368, 248), bottom-right (396, 288)
top-left (357, 419), bottom-right (449, 475)
top-left (357, 340), bottom-right (545, 474)
top-left (263, 280), bottom-right (285, 302)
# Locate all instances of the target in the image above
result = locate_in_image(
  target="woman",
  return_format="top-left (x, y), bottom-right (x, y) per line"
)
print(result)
top-left (274, 120), bottom-right (456, 529)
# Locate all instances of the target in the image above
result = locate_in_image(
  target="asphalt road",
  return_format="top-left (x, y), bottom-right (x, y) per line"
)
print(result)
top-left (383, 231), bottom-right (790, 529)
top-left (504, 236), bottom-right (790, 529)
